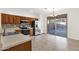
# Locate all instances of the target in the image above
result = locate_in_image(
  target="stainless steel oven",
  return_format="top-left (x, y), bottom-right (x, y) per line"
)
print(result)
top-left (19, 20), bottom-right (30, 35)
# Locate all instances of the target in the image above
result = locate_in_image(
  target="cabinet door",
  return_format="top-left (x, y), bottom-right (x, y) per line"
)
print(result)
top-left (2, 14), bottom-right (14, 24)
top-left (28, 18), bottom-right (32, 24)
top-left (4, 14), bottom-right (9, 24)
top-left (29, 29), bottom-right (33, 36)
top-left (21, 16), bottom-right (26, 20)
top-left (8, 15), bottom-right (14, 24)
top-left (1, 14), bottom-right (10, 24)
top-left (1, 14), bottom-right (6, 24)
top-left (14, 16), bottom-right (21, 24)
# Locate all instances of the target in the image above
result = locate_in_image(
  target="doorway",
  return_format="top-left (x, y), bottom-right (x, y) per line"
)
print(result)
top-left (47, 14), bottom-right (67, 37)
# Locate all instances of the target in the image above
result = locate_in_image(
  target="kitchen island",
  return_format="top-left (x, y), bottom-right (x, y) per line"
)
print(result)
top-left (0, 34), bottom-right (32, 51)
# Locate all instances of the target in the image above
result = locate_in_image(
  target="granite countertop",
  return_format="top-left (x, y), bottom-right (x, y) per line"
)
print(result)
top-left (0, 34), bottom-right (32, 51)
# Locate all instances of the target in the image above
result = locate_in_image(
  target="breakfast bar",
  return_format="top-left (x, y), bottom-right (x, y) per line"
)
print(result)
top-left (0, 34), bottom-right (32, 51)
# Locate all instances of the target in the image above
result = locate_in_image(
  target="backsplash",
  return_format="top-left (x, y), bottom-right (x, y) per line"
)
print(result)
top-left (2, 24), bottom-right (19, 28)
top-left (1, 24), bottom-right (20, 36)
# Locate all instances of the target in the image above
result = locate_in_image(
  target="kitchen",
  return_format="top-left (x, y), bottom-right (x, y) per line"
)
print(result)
top-left (0, 13), bottom-right (40, 51)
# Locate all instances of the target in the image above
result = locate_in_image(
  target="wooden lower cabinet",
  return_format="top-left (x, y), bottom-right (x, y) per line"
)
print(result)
top-left (4, 41), bottom-right (32, 51)
top-left (29, 29), bottom-right (33, 36)
top-left (15, 29), bottom-right (21, 33)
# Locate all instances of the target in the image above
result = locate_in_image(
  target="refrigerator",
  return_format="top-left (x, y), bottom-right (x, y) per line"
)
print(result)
top-left (31, 20), bottom-right (41, 36)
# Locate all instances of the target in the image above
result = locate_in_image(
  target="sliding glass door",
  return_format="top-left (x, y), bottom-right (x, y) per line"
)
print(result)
top-left (47, 14), bottom-right (67, 37)
top-left (55, 18), bottom-right (67, 37)
top-left (47, 18), bottom-right (55, 35)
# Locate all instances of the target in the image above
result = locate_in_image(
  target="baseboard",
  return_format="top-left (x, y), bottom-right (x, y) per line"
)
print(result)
top-left (35, 33), bottom-right (46, 36)
top-left (68, 37), bottom-right (79, 40)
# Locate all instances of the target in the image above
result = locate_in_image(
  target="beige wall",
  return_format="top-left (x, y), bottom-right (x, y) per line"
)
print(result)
top-left (55, 8), bottom-right (79, 40)
top-left (0, 13), bottom-right (1, 28)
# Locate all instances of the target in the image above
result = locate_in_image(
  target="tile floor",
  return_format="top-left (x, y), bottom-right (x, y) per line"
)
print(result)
top-left (32, 34), bottom-right (79, 51)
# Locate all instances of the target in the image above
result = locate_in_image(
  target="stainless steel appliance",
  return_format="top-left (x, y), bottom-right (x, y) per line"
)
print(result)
top-left (31, 20), bottom-right (40, 36)
top-left (19, 20), bottom-right (31, 35)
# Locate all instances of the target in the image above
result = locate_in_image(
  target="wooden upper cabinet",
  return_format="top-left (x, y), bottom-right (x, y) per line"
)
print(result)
top-left (1, 13), bottom-right (34, 24)
top-left (5, 14), bottom-right (9, 24)
top-left (1, 14), bottom-right (14, 24)
top-left (14, 16), bottom-right (21, 24)
top-left (1, 14), bottom-right (9, 24)
top-left (28, 18), bottom-right (32, 24)
top-left (1, 14), bottom-right (6, 24)
top-left (21, 16), bottom-right (27, 20)
top-left (8, 15), bottom-right (14, 24)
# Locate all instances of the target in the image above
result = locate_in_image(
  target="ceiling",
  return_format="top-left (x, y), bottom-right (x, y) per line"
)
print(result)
top-left (0, 8), bottom-right (63, 17)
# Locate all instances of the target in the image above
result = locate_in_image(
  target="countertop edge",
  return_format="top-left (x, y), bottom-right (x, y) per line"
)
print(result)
top-left (0, 39), bottom-right (31, 51)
